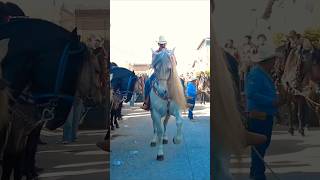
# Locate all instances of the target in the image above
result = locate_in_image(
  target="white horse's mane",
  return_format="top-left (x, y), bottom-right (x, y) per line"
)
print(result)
top-left (151, 49), bottom-right (186, 109)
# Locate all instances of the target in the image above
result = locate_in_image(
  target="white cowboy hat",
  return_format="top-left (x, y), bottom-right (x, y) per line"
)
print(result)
top-left (189, 77), bottom-right (198, 81)
top-left (158, 35), bottom-right (167, 44)
top-left (252, 45), bottom-right (276, 63)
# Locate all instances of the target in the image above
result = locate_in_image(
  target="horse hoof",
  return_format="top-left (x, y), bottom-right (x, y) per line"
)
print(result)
top-left (163, 139), bottom-right (168, 144)
top-left (111, 126), bottom-right (115, 130)
top-left (288, 128), bottom-right (294, 136)
top-left (299, 129), bottom-right (305, 136)
top-left (173, 138), bottom-right (181, 144)
top-left (150, 142), bottom-right (156, 147)
top-left (156, 155), bottom-right (164, 161)
top-left (116, 125), bottom-right (120, 128)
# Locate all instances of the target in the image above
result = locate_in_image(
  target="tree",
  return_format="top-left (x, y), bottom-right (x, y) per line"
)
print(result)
top-left (272, 32), bottom-right (286, 47)
top-left (303, 27), bottom-right (320, 48)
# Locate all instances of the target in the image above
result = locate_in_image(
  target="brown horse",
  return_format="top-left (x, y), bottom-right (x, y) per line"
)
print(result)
top-left (276, 39), bottom-right (315, 136)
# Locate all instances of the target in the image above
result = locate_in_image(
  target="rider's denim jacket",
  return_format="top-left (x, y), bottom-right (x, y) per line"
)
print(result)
top-left (245, 65), bottom-right (278, 116)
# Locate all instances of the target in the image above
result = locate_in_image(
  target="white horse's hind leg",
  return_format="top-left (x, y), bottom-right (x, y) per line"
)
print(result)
top-left (162, 115), bottom-right (170, 144)
top-left (173, 113), bottom-right (183, 144)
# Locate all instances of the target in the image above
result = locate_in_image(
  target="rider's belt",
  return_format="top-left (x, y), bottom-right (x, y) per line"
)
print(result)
top-left (247, 111), bottom-right (267, 120)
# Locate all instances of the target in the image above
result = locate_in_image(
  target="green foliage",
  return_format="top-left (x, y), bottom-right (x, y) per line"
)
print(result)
top-left (272, 27), bottom-right (320, 48)
top-left (303, 27), bottom-right (320, 48)
top-left (272, 32), bottom-right (286, 47)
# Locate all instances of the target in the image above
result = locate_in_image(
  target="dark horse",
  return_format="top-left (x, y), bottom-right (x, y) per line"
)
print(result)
top-left (107, 66), bottom-right (138, 138)
top-left (0, 17), bottom-right (92, 179)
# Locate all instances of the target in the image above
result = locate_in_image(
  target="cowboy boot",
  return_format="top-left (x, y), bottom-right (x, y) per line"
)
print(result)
top-left (140, 96), bottom-right (150, 111)
top-left (245, 131), bottom-right (267, 146)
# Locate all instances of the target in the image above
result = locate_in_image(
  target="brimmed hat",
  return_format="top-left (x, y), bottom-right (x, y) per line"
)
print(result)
top-left (189, 77), bottom-right (197, 81)
top-left (252, 45), bottom-right (276, 63)
top-left (158, 35), bottom-right (167, 44)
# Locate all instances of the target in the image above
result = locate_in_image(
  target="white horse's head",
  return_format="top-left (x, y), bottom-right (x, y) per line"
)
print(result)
top-left (152, 50), bottom-right (175, 81)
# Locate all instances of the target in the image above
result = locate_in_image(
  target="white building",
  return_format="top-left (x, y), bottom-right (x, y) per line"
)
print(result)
top-left (193, 38), bottom-right (210, 73)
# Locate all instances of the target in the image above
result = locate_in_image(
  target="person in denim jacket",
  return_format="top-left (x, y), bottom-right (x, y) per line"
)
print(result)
top-left (245, 45), bottom-right (285, 180)
top-left (186, 77), bottom-right (197, 120)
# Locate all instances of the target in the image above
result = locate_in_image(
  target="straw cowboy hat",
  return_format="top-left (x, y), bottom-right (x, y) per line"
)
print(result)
top-left (158, 35), bottom-right (167, 44)
top-left (252, 45), bottom-right (276, 63)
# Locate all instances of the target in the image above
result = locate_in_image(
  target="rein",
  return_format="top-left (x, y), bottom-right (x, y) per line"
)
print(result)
top-left (151, 78), bottom-right (171, 115)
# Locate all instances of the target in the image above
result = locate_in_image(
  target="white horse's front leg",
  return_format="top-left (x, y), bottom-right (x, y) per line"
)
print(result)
top-left (162, 115), bottom-right (170, 144)
top-left (151, 111), bottom-right (164, 161)
top-left (150, 128), bottom-right (157, 147)
top-left (173, 113), bottom-right (183, 144)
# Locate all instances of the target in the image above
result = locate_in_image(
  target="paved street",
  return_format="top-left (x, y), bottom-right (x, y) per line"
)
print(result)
top-left (232, 126), bottom-right (320, 180)
top-left (110, 103), bottom-right (210, 180)
top-left (37, 129), bottom-right (108, 180)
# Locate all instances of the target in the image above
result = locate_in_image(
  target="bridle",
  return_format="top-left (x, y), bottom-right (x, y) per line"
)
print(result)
top-left (3, 40), bottom-right (86, 123)
top-left (111, 73), bottom-right (138, 102)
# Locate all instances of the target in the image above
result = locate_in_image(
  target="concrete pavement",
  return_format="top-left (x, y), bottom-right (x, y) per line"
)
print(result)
top-left (110, 102), bottom-right (210, 180)
top-left (232, 126), bottom-right (320, 180)
top-left (37, 129), bottom-right (108, 180)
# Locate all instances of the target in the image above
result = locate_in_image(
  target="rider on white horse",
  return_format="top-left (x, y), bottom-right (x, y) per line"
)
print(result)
top-left (141, 35), bottom-right (172, 110)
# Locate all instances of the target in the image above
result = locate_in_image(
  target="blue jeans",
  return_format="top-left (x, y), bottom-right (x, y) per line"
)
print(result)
top-left (63, 98), bottom-right (83, 142)
top-left (130, 92), bottom-right (137, 106)
top-left (144, 73), bottom-right (156, 99)
top-left (248, 116), bottom-right (274, 180)
top-left (187, 98), bottom-right (196, 119)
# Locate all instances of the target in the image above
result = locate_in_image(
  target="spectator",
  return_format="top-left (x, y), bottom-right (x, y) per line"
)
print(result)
top-left (186, 77), bottom-right (198, 120)
top-left (245, 45), bottom-right (285, 180)
top-left (224, 39), bottom-right (239, 59)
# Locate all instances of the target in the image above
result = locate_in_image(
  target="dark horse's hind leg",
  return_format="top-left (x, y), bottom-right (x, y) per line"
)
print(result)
top-left (298, 99), bottom-right (308, 136)
top-left (23, 124), bottom-right (43, 180)
top-left (110, 110), bottom-right (115, 130)
top-left (1, 151), bottom-right (23, 180)
top-left (288, 102), bottom-right (298, 136)
top-left (115, 106), bottom-right (120, 128)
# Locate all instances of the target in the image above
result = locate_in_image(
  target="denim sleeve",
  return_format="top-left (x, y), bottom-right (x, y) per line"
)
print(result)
top-left (187, 84), bottom-right (196, 97)
top-left (245, 73), bottom-right (274, 106)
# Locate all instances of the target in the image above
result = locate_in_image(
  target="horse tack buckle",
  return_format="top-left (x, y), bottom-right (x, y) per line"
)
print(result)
top-left (41, 107), bottom-right (55, 121)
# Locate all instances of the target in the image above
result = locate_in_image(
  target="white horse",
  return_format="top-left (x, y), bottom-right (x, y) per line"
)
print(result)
top-left (149, 49), bottom-right (187, 161)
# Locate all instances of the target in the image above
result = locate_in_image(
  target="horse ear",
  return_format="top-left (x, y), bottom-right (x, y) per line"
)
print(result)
top-left (72, 27), bottom-right (78, 35)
